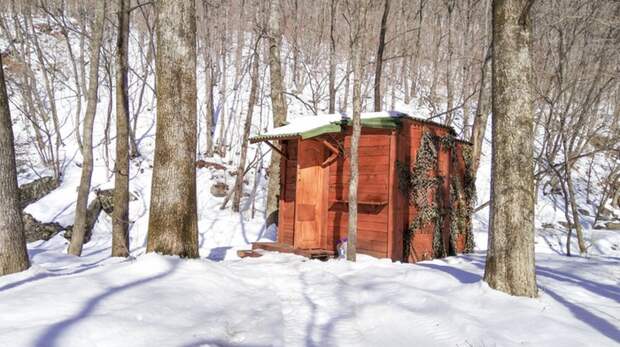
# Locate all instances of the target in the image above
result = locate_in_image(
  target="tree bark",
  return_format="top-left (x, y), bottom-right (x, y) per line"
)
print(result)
top-left (347, 0), bottom-right (365, 262)
top-left (328, 0), bottom-right (338, 113)
top-left (444, 0), bottom-right (455, 125)
top-left (470, 44), bottom-right (492, 175)
top-left (484, 0), bottom-right (537, 297)
top-left (0, 54), bottom-right (30, 276)
top-left (146, 0), bottom-right (199, 258)
top-left (563, 138), bottom-right (587, 255)
top-left (217, 14), bottom-right (228, 158)
top-left (265, 0), bottom-right (288, 226)
top-left (231, 49), bottom-right (260, 212)
top-left (68, 0), bottom-right (106, 256)
top-left (373, 0), bottom-right (390, 112)
top-left (112, 0), bottom-right (131, 258)
top-left (202, 0), bottom-right (215, 158)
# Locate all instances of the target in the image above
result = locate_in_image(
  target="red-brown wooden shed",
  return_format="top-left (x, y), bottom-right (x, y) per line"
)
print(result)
top-left (249, 111), bottom-right (474, 262)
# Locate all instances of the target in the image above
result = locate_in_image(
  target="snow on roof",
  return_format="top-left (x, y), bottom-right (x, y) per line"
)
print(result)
top-left (250, 111), bottom-right (412, 143)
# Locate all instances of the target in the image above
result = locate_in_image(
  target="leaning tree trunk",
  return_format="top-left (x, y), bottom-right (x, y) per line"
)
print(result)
top-left (68, 0), bottom-right (106, 256)
top-left (0, 54), bottom-right (30, 276)
top-left (347, 0), bottom-right (365, 262)
top-left (484, 0), bottom-right (537, 297)
top-left (265, 0), bottom-right (288, 226)
top-left (146, 0), bottom-right (199, 258)
top-left (112, 0), bottom-right (131, 258)
top-left (231, 50), bottom-right (260, 212)
top-left (469, 44), bottom-right (492, 175)
top-left (373, 0), bottom-right (389, 112)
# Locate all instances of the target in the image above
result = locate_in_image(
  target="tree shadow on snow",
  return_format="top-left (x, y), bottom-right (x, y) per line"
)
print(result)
top-left (0, 257), bottom-right (114, 292)
top-left (411, 255), bottom-right (620, 343)
top-left (206, 247), bottom-right (231, 261)
top-left (181, 340), bottom-right (269, 347)
top-left (536, 266), bottom-right (620, 302)
top-left (541, 285), bottom-right (620, 343)
top-left (416, 263), bottom-right (481, 283)
top-left (33, 258), bottom-right (179, 347)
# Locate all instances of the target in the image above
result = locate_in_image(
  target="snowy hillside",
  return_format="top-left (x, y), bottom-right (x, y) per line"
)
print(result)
top-left (1, 9), bottom-right (619, 347)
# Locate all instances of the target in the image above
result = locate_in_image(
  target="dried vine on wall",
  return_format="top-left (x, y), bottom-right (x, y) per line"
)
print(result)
top-left (398, 128), bottom-right (476, 261)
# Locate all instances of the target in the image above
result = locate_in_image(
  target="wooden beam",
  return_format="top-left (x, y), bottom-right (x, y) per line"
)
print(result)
top-left (264, 140), bottom-right (288, 160)
top-left (320, 139), bottom-right (340, 167)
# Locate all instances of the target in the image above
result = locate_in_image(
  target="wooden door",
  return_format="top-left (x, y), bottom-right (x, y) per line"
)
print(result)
top-left (294, 140), bottom-right (327, 249)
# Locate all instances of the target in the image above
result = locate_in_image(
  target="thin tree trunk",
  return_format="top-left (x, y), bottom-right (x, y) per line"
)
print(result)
top-left (202, 0), bottom-right (214, 157)
top-left (461, 0), bottom-right (473, 138)
top-left (410, 0), bottom-right (424, 100)
top-left (483, 0), bottom-right (537, 297)
top-left (265, 0), bottom-right (288, 226)
top-left (146, 0), bottom-right (199, 258)
top-left (373, 0), bottom-right (390, 112)
top-left (218, 24), bottom-right (228, 157)
top-left (347, 0), bottom-right (365, 262)
top-left (112, 0), bottom-right (131, 258)
top-left (470, 43), bottom-right (492, 175)
top-left (26, 5), bottom-right (62, 177)
top-left (0, 54), bottom-right (30, 276)
top-left (328, 0), bottom-right (337, 114)
top-left (231, 49), bottom-right (260, 212)
top-left (68, 0), bottom-right (106, 256)
top-left (444, 0), bottom-right (455, 125)
top-left (563, 139), bottom-right (587, 255)
top-left (342, 58), bottom-right (351, 111)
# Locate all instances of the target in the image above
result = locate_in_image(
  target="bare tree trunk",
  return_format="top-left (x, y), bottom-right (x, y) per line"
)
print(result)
top-left (265, 0), bottom-right (288, 226)
top-left (444, 0), bottom-right (455, 125)
top-left (0, 54), bottom-right (30, 276)
top-left (373, 0), bottom-right (390, 112)
top-left (202, 1), bottom-right (215, 158)
top-left (484, 0), bottom-right (537, 297)
top-left (347, 0), bottom-right (366, 262)
top-left (328, 0), bottom-right (338, 113)
top-left (461, 0), bottom-right (473, 138)
top-left (147, 0), bottom-right (199, 258)
top-left (112, 0), bottom-right (131, 258)
top-left (342, 58), bottom-right (351, 111)
top-left (68, 0), bottom-right (106, 257)
top-left (470, 43), bottom-right (492, 175)
top-left (409, 0), bottom-right (425, 100)
top-left (563, 139), bottom-right (587, 255)
top-left (26, 5), bottom-right (62, 177)
top-left (232, 49), bottom-right (260, 212)
top-left (218, 24), bottom-right (228, 157)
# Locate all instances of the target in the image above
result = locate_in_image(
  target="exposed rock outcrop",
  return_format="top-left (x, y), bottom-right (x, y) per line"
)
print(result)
top-left (22, 213), bottom-right (66, 242)
top-left (18, 176), bottom-right (60, 209)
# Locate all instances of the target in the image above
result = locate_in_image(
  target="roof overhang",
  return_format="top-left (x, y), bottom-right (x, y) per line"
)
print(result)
top-left (249, 111), bottom-right (409, 144)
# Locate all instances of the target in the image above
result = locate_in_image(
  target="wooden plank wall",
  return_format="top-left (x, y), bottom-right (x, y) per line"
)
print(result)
top-left (402, 121), bottom-right (454, 262)
top-left (326, 129), bottom-right (392, 258)
top-left (277, 140), bottom-right (298, 245)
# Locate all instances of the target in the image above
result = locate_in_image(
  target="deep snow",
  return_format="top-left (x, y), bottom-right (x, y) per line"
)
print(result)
top-left (0, 237), bottom-right (618, 346)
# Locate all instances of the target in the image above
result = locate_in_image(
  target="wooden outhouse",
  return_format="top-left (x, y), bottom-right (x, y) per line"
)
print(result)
top-left (250, 111), bottom-right (474, 262)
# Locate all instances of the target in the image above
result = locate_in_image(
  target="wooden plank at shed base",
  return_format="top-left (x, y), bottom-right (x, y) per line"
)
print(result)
top-left (245, 242), bottom-right (336, 261)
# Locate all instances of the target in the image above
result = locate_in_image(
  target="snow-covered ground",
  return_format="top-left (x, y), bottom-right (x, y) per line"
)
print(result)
top-left (0, 233), bottom-right (618, 346)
